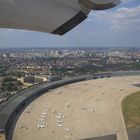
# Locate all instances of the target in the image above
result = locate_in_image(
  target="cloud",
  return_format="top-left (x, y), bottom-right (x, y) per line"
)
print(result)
top-left (90, 5), bottom-right (140, 31)
top-left (121, 0), bottom-right (137, 4)
top-left (121, 0), bottom-right (133, 3)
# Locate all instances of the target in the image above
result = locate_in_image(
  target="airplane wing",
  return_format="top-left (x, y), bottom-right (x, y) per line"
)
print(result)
top-left (0, 0), bottom-right (120, 35)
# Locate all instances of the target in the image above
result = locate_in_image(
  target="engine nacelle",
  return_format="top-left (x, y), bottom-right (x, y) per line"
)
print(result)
top-left (79, 0), bottom-right (121, 10)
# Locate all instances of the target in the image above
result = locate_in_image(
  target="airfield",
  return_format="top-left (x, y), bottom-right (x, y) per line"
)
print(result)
top-left (13, 75), bottom-right (140, 140)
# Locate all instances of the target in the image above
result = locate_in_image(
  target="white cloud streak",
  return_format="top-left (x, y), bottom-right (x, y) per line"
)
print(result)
top-left (121, 0), bottom-right (134, 4)
top-left (89, 5), bottom-right (140, 31)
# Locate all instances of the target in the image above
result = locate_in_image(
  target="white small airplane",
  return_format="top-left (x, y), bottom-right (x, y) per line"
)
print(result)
top-left (38, 124), bottom-right (45, 129)
top-left (39, 119), bottom-right (44, 122)
top-left (41, 115), bottom-right (46, 119)
top-left (0, 0), bottom-right (120, 35)
top-left (42, 112), bottom-right (47, 115)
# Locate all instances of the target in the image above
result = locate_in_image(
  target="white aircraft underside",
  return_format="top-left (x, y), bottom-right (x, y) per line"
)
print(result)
top-left (0, 0), bottom-right (121, 35)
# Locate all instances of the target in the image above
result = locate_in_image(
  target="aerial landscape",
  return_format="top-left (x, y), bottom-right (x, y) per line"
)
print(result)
top-left (0, 48), bottom-right (140, 140)
top-left (0, 0), bottom-right (140, 140)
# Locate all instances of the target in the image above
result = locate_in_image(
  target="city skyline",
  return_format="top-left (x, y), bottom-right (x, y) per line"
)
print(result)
top-left (0, 0), bottom-right (140, 48)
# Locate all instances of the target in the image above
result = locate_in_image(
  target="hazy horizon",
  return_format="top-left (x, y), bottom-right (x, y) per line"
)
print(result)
top-left (0, 46), bottom-right (140, 51)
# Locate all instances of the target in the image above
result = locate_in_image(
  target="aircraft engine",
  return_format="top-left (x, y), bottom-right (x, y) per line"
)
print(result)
top-left (80, 0), bottom-right (121, 10)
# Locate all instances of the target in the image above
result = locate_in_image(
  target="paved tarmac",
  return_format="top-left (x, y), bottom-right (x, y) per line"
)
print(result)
top-left (81, 134), bottom-right (117, 140)
top-left (128, 128), bottom-right (140, 140)
top-left (13, 76), bottom-right (140, 140)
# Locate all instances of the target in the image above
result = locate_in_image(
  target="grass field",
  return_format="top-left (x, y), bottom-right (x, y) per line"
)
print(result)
top-left (122, 91), bottom-right (140, 129)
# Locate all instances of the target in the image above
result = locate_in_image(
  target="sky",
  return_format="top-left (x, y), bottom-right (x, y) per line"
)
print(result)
top-left (0, 0), bottom-right (140, 48)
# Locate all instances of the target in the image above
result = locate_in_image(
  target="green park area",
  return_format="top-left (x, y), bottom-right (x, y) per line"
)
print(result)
top-left (0, 76), bottom-right (23, 98)
top-left (122, 91), bottom-right (140, 129)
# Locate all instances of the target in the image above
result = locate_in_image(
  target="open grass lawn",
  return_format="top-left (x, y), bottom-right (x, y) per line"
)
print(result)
top-left (122, 91), bottom-right (140, 129)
